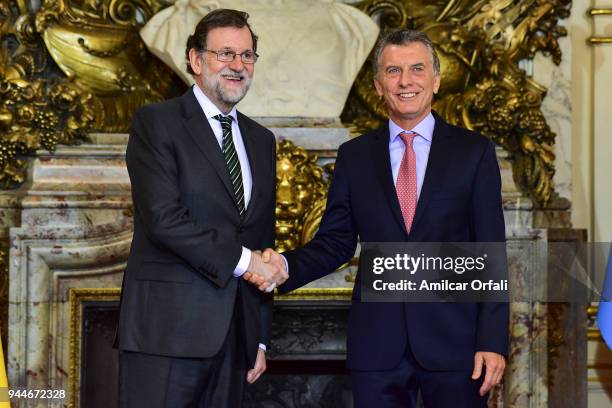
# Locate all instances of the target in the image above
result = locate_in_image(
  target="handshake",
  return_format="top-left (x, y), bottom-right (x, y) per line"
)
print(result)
top-left (243, 249), bottom-right (287, 292)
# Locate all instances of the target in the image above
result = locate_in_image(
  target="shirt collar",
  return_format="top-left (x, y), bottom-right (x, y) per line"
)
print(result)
top-left (192, 84), bottom-right (238, 122)
top-left (389, 112), bottom-right (435, 143)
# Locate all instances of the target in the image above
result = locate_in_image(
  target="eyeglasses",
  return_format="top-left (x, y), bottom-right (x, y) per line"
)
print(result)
top-left (205, 49), bottom-right (259, 64)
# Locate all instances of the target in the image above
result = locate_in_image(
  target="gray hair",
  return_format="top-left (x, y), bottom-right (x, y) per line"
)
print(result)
top-left (373, 29), bottom-right (441, 78)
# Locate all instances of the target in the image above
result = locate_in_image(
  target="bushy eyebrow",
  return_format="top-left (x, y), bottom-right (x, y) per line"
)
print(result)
top-left (217, 46), bottom-right (254, 52)
top-left (384, 62), bottom-right (427, 71)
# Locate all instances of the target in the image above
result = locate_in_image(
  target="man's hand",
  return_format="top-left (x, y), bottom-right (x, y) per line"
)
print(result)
top-left (246, 348), bottom-right (266, 384)
top-left (243, 250), bottom-right (287, 291)
top-left (261, 248), bottom-right (285, 272)
top-left (472, 351), bottom-right (505, 396)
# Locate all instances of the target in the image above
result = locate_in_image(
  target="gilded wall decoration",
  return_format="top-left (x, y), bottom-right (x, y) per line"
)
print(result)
top-left (0, 0), bottom-right (96, 187)
top-left (343, 0), bottom-right (571, 207)
top-left (0, 0), bottom-right (183, 187)
top-left (275, 139), bottom-right (332, 252)
top-left (34, 0), bottom-right (184, 131)
top-left (2, 0), bottom-right (570, 206)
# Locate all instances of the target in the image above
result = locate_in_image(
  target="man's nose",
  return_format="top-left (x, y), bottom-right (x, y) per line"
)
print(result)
top-left (229, 55), bottom-right (245, 71)
top-left (398, 69), bottom-right (413, 87)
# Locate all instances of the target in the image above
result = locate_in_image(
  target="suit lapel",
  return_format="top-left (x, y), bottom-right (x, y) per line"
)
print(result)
top-left (180, 90), bottom-right (237, 208)
top-left (372, 124), bottom-right (410, 239)
top-left (409, 112), bottom-right (451, 237)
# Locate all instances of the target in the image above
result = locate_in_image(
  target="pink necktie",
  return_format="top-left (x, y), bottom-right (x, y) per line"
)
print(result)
top-left (396, 131), bottom-right (418, 233)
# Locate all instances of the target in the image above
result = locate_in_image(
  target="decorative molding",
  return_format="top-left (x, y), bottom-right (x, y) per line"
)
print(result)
top-left (68, 288), bottom-right (120, 408)
top-left (276, 288), bottom-right (352, 302)
top-left (8, 226), bottom-right (131, 407)
top-left (0, 237), bottom-right (7, 353)
top-left (587, 8), bottom-right (612, 45)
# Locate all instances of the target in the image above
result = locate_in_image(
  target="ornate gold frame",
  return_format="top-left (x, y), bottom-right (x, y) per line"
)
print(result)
top-left (67, 286), bottom-right (352, 406)
top-left (275, 287), bottom-right (353, 301)
top-left (68, 288), bottom-right (122, 408)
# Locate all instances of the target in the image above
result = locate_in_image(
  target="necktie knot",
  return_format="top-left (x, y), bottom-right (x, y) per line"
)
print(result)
top-left (400, 131), bottom-right (417, 147)
top-left (213, 114), bottom-right (233, 130)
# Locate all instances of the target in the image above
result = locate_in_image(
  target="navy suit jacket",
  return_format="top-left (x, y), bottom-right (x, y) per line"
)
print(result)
top-left (279, 111), bottom-right (509, 371)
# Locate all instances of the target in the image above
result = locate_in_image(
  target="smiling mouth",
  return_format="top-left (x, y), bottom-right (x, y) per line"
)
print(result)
top-left (397, 92), bottom-right (419, 100)
top-left (221, 74), bottom-right (244, 82)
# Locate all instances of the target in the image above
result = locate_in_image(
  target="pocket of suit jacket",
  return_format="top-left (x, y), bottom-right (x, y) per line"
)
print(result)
top-left (136, 261), bottom-right (195, 283)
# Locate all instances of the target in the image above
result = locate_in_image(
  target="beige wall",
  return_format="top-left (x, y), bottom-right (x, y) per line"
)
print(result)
top-left (572, 1), bottom-right (612, 407)
top-left (572, 0), bottom-right (612, 244)
top-left (570, 0), bottom-right (593, 238)
top-left (532, 0), bottom-right (611, 245)
top-left (535, 1), bottom-right (612, 405)
top-left (590, 1), bottom-right (612, 244)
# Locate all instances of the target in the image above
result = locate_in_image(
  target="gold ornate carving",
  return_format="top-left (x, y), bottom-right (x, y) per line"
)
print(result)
top-left (35, 0), bottom-right (183, 132)
top-left (343, 0), bottom-right (571, 207)
top-left (275, 139), bottom-right (332, 253)
top-left (0, 1), bottom-right (96, 187)
top-left (0, 0), bottom-right (182, 187)
top-left (274, 140), bottom-right (355, 276)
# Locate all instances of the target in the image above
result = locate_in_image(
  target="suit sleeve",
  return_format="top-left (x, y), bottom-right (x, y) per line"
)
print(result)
top-left (126, 108), bottom-right (242, 288)
top-left (279, 144), bottom-right (358, 293)
top-left (259, 136), bottom-right (276, 347)
top-left (470, 140), bottom-right (510, 358)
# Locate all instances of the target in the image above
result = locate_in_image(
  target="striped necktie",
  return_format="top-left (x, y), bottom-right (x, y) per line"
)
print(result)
top-left (213, 115), bottom-right (245, 216)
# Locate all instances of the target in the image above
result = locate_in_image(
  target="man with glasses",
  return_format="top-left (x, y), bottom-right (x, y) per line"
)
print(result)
top-left (116, 9), bottom-right (287, 407)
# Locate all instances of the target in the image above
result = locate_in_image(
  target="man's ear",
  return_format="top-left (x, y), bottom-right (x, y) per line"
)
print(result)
top-left (433, 73), bottom-right (441, 95)
top-left (188, 48), bottom-right (203, 76)
top-left (374, 77), bottom-right (383, 97)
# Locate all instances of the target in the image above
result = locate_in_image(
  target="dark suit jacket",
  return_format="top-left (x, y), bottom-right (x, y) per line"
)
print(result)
top-left (279, 111), bottom-right (509, 371)
top-left (116, 88), bottom-right (276, 367)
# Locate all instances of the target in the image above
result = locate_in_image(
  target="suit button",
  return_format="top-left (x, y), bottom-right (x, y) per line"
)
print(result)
top-left (238, 226), bottom-right (245, 233)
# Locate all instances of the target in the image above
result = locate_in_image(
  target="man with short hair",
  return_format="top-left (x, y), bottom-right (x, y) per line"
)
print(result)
top-left (248, 29), bottom-right (508, 407)
top-left (116, 8), bottom-right (286, 407)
